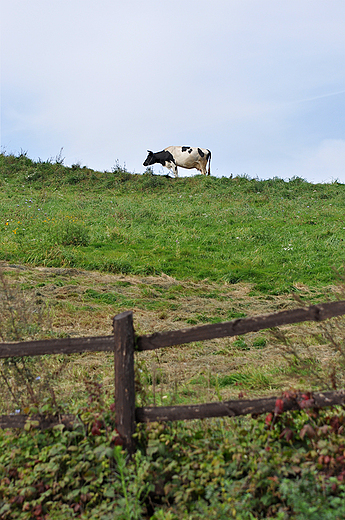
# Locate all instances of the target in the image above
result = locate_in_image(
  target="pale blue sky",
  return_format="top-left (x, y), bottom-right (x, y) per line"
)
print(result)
top-left (1, 0), bottom-right (345, 182)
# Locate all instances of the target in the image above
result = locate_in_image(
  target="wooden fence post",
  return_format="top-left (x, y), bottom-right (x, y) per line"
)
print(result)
top-left (113, 311), bottom-right (136, 453)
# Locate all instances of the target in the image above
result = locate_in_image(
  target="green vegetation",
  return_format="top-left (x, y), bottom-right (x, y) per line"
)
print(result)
top-left (1, 152), bottom-right (345, 518)
top-left (1, 401), bottom-right (345, 519)
top-left (1, 152), bottom-right (345, 294)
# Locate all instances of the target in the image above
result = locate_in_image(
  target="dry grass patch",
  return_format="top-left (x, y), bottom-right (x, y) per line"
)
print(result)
top-left (1, 262), bottom-right (344, 414)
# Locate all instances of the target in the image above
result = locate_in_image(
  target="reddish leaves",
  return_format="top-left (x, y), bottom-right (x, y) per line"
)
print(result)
top-left (91, 419), bottom-right (103, 436)
top-left (10, 495), bottom-right (24, 505)
top-left (274, 399), bottom-right (284, 416)
top-left (112, 428), bottom-right (124, 446)
top-left (32, 504), bottom-right (43, 518)
top-left (299, 424), bottom-right (316, 439)
top-left (265, 413), bottom-right (273, 426)
top-left (265, 399), bottom-right (284, 432)
top-left (329, 415), bottom-right (343, 433)
top-left (279, 428), bottom-right (293, 442)
top-left (299, 392), bottom-right (315, 409)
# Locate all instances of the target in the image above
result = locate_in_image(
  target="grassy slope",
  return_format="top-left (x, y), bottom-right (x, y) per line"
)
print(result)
top-left (1, 152), bottom-right (345, 294)
top-left (1, 153), bottom-right (345, 411)
top-left (1, 154), bottom-right (345, 519)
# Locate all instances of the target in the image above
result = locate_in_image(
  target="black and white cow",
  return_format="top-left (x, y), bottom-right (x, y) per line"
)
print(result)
top-left (143, 146), bottom-right (211, 177)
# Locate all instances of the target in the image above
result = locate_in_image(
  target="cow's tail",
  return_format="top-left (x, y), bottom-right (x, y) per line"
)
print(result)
top-left (207, 149), bottom-right (211, 176)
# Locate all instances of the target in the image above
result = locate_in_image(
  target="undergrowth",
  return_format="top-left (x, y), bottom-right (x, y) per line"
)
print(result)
top-left (0, 393), bottom-right (345, 519)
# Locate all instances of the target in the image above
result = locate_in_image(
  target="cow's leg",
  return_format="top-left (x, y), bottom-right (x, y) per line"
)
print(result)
top-left (207, 152), bottom-right (211, 175)
top-left (170, 163), bottom-right (178, 177)
top-left (195, 161), bottom-right (207, 175)
top-left (199, 164), bottom-right (207, 175)
top-left (165, 161), bottom-right (178, 178)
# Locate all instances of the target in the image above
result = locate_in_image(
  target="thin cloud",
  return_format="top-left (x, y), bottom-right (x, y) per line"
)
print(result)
top-left (294, 90), bottom-right (345, 105)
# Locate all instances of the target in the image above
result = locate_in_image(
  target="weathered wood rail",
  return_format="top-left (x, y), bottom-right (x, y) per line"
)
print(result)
top-left (1, 300), bottom-right (345, 452)
top-left (0, 335), bottom-right (114, 358)
top-left (135, 391), bottom-right (345, 423)
top-left (137, 300), bottom-right (345, 351)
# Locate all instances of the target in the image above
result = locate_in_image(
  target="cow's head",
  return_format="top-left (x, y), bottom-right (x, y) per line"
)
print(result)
top-left (143, 150), bottom-right (155, 166)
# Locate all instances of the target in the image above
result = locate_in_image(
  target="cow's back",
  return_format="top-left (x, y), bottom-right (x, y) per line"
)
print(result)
top-left (165, 146), bottom-right (205, 166)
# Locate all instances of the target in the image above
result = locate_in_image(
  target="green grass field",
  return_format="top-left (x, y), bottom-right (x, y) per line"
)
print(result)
top-left (1, 152), bottom-right (345, 519)
top-left (1, 152), bottom-right (345, 295)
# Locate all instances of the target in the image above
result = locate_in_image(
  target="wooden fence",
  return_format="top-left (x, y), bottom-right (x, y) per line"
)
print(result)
top-left (1, 301), bottom-right (345, 452)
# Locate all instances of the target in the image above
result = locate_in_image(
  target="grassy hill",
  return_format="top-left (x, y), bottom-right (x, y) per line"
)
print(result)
top-left (1, 152), bottom-right (345, 519)
top-left (1, 151), bottom-right (345, 295)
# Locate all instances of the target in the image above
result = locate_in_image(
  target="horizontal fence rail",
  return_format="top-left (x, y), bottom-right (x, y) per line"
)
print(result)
top-left (137, 300), bottom-right (345, 351)
top-left (0, 335), bottom-right (114, 358)
top-left (136, 391), bottom-right (345, 423)
top-left (1, 391), bottom-right (344, 431)
top-left (0, 414), bottom-right (77, 430)
top-left (1, 301), bottom-right (344, 359)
